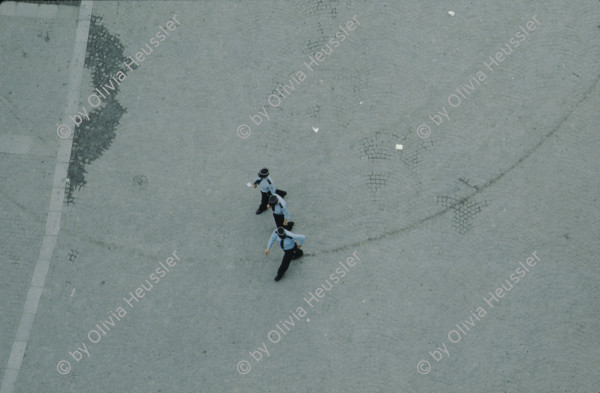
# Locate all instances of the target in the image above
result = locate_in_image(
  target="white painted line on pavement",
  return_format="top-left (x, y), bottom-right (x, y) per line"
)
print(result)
top-left (0, 2), bottom-right (93, 392)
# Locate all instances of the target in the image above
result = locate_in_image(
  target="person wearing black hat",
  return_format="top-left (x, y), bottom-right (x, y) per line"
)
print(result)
top-left (252, 168), bottom-right (286, 215)
top-left (267, 194), bottom-right (294, 230)
top-left (265, 227), bottom-right (305, 281)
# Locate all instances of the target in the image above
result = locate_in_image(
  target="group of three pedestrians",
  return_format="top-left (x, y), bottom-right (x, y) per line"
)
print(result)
top-left (252, 168), bottom-right (305, 282)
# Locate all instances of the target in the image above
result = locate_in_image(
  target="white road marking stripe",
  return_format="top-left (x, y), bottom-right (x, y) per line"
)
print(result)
top-left (0, 2), bottom-right (93, 392)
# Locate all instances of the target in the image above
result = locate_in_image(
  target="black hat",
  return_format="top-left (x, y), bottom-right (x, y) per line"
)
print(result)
top-left (258, 168), bottom-right (269, 178)
top-left (269, 195), bottom-right (278, 205)
top-left (277, 227), bottom-right (286, 238)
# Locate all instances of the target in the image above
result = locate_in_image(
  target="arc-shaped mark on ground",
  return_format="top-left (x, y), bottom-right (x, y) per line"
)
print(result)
top-left (305, 73), bottom-right (600, 257)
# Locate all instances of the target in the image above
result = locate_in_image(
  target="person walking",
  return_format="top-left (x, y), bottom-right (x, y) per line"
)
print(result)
top-left (253, 168), bottom-right (286, 215)
top-left (265, 227), bottom-right (305, 281)
top-left (268, 194), bottom-right (294, 230)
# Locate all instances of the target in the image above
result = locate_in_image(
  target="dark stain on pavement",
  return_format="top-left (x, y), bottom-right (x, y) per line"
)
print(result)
top-left (66, 15), bottom-right (128, 202)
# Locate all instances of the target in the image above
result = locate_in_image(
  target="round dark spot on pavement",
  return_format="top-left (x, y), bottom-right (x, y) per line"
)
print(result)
top-left (133, 175), bottom-right (148, 190)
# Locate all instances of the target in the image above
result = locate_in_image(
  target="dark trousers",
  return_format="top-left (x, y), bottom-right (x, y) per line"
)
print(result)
top-left (259, 189), bottom-right (286, 210)
top-left (273, 213), bottom-right (292, 230)
top-left (277, 244), bottom-right (303, 277)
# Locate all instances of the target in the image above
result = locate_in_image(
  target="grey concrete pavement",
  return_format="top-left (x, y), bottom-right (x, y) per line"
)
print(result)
top-left (1, 1), bottom-right (599, 392)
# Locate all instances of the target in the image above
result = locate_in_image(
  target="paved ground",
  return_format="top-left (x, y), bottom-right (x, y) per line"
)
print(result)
top-left (0, 1), bottom-right (599, 392)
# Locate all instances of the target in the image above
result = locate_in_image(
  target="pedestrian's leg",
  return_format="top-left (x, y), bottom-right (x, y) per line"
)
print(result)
top-left (273, 213), bottom-right (293, 230)
top-left (275, 249), bottom-right (294, 281)
top-left (261, 192), bottom-right (270, 209)
top-left (273, 213), bottom-right (284, 227)
top-left (256, 191), bottom-right (269, 214)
